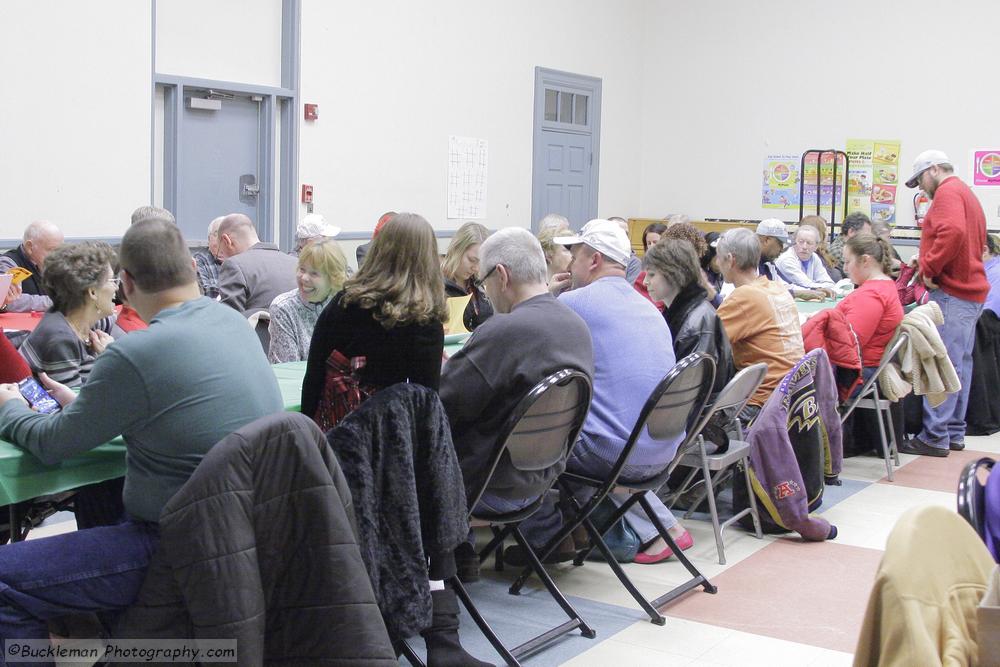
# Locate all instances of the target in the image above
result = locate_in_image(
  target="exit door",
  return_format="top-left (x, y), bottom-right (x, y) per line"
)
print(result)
top-left (175, 91), bottom-right (265, 241)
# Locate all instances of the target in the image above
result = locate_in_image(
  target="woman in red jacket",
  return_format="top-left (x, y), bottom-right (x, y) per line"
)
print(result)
top-left (803, 233), bottom-right (903, 398)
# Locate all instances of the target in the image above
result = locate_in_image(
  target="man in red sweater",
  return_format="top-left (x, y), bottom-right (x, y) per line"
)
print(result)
top-left (902, 149), bottom-right (989, 456)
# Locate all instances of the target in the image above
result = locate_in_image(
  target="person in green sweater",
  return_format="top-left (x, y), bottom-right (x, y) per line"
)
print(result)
top-left (0, 219), bottom-right (284, 650)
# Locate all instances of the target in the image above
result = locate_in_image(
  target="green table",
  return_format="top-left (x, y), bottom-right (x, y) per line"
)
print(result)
top-left (795, 296), bottom-right (842, 316)
top-left (444, 332), bottom-right (471, 358)
top-left (0, 363), bottom-right (307, 510)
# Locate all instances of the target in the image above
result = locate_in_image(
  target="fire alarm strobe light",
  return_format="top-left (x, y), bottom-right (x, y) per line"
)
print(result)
top-left (301, 184), bottom-right (313, 204)
top-left (304, 104), bottom-right (318, 121)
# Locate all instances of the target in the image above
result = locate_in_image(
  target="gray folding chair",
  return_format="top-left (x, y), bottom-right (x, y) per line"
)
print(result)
top-left (667, 363), bottom-right (768, 564)
top-left (840, 332), bottom-right (909, 482)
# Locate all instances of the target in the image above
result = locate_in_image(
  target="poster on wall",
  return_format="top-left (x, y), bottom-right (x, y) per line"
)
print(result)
top-left (761, 154), bottom-right (801, 209)
top-left (447, 135), bottom-right (489, 219)
top-left (973, 150), bottom-right (1000, 186)
top-left (801, 152), bottom-right (845, 212)
top-left (847, 138), bottom-right (901, 225)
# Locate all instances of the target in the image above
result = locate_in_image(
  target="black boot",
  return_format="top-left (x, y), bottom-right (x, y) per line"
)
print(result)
top-left (421, 588), bottom-right (494, 667)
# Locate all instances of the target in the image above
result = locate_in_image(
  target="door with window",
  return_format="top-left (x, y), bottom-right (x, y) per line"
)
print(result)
top-left (532, 69), bottom-right (602, 230)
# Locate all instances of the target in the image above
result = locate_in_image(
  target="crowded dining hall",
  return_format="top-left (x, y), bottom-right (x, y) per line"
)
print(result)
top-left (2, 2), bottom-right (1000, 665)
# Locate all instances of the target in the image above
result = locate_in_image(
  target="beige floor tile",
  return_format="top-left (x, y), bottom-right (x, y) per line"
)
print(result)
top-left (809, 647), bottom-right (856, 666)
top-left (561, 638), bottom-right (696, 666)
top-left (608, 617), bottom-right (733, 658)
top-left (961, 434), bottom-right (1000, 454)
top-left (839, 452), bottom-right (917, 483)
top-left (817, 483), bottom-right (953, 550)
top-left (697, 630), bottom-right (826, 666)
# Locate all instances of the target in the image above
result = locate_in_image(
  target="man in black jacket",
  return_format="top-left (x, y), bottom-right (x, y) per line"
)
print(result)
top-left (0, 220), bottom-right (64, 312)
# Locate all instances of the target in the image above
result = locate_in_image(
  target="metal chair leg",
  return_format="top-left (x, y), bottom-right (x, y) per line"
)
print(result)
top-left (882, 398), bottom-right (901, 466)
top-left (698, 446), bottom-right (727, 565)
top-left (451, 577), bottom-right (521, 667)
top-left (874, 399), bottom-right (893, 482)
top-left (637, 494), bottom-right (717, 601)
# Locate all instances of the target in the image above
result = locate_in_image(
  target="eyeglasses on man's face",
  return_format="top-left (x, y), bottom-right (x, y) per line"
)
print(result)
top-left (474, 263), bottom-right (500, 289)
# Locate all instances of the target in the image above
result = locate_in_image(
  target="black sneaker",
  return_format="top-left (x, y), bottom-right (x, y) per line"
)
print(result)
top-left (899, 436), bottom-right (950, 458)
top-left (950, 441), bottom-right (966, 451)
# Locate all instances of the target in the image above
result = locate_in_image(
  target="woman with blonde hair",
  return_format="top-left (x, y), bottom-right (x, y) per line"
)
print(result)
top-left (536, 226), bottom-right (573, 285)
top-left (441, 221), bottom-right (493, 330)
top-left (301, 213), bottom-right (449, 429)
top-left (268, 239), bottom-right (348, 363)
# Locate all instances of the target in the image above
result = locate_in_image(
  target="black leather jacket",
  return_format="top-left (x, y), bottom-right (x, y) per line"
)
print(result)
top-left (665, 283), bottom-right (735, 395)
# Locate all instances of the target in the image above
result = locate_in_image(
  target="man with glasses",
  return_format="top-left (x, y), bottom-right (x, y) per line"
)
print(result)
top-left (901, 149), bottom-right (990, 457)
top-left (774, 224), bottom-right (836, 292)
top-left (440, 227), bottom-right (593, 578)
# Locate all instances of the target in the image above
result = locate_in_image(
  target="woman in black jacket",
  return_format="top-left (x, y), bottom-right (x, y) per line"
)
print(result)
top-left (441, 221), bottom-right (493, 330)
top-left (643, 237), bottom-right (735, 395)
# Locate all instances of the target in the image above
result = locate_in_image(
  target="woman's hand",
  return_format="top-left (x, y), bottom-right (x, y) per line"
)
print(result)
top-left (88, 330), bottom-right (113, 355)
top-left (39, 372), bottom-right (76, 407)
top-left (548, 272), bottom-right (572, 296)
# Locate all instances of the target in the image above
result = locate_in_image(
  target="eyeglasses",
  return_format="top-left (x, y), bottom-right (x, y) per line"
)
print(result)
top-left (107, 277), bottom-right (122, 288)
top-left (474, 264), bottom-right (500, 288)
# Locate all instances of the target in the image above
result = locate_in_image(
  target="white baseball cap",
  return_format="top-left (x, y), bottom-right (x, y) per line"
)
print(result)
top-left (905, 149), bottom-right (951, 188)
top-left (296, 213), bottom-right (341, 239)
top-left (554, 219), bottom-right (631, 266)
top-left (755, 218), bottom-right (789, 243)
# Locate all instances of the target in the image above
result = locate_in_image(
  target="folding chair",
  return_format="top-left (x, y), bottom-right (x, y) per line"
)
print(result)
top-left (449, 368), bottom-right (593, 667)
top-left (510, 353), bottom-right (716, 626)
top-left (957, 456), bottom-right (996, 540)
top-left (667, 363), bottom-right (768, 565)
top-left (839, 333), bottom-right (909, 482)
top-left (247, 309), bottom-right (271, 354)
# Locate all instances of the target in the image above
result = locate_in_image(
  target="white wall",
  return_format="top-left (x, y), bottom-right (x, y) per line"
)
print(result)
top-left (155, 0), bottom-right (282, 88)
top-left (637, 0), bottom-right (1000, 231)
top-left (0, 0), bottom-right (151, 240)
top-left (298, 0), bottom-right (647, 236)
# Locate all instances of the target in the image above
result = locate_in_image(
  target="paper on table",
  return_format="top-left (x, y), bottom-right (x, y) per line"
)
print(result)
top-left (445, 294), bottom-right (472, 334)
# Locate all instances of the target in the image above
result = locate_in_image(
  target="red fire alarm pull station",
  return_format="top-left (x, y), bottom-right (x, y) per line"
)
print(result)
top-left (304, 104), bottom-right (318, 121)
top-left (301, 184), bottom-right (313, 204)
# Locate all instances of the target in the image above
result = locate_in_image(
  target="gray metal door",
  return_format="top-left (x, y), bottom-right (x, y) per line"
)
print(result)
top-left (532, 68), bottom-right (602, 230)
top-left (176, 91), bottom-right (263, 240)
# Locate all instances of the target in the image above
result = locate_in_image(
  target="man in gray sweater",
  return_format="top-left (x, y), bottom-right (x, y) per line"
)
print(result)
top-left (0, 219), bottom-right (284, 647)
top-left (440, 228), bottom-right (593, 577)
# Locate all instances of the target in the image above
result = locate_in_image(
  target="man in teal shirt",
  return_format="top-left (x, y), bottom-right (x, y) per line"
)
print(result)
top-left (0, 219), bottom-right (283, 652)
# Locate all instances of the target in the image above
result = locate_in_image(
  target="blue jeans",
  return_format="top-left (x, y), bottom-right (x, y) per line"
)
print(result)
top-left (919, 289), bottom-right (983, 449)
top-left (0, 521), bottom-right (159, 666)
top-left (519, 439), bottom-right (678, 548)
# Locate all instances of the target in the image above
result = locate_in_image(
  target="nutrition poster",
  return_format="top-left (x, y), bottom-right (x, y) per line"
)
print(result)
top-left (847, 138), bottom-right (900, 224)
top-left (762, 154), bottom-right (801, 208)
top-left (973, 150), bottom-right (1000, 186)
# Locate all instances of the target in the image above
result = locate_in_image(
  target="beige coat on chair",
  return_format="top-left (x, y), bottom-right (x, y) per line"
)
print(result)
top-left (879, 301), bottom-right (961, 407)
top-left (854, 505), bottom-right (995, 667)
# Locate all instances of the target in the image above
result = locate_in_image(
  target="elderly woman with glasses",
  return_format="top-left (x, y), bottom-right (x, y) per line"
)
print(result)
top-left (19, 241), bottom-right (122, 388)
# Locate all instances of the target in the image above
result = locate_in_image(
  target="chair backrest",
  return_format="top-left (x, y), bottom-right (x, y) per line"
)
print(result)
top-left (689, 362), bottom-right (768, 441)
top-left (957, 457), bottom-right (996, 539)
top-left (248, 310), bottom-right (272, 354)
top-left (468, 368), bottom-right (592, 511)
top-left (840, 331), bottom-right (909, 421)
top-left (601, 352), bottom-right (716, 491)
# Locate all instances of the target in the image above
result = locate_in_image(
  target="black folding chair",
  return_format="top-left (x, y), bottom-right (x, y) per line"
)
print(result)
top-left (509, 353), bottom-right (716, 626)
top-left (839, 332), bottom-right (909, 482)
top-left (957, 457), bottom-right (996, 540)
top-left (449, 368), bottom-right (593, 667)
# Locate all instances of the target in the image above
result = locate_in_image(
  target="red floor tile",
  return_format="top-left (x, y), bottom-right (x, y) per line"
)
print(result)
top-left (878, 448), bottom-right (992, 492)
top-left (665, 538), bottom-right (882, 653)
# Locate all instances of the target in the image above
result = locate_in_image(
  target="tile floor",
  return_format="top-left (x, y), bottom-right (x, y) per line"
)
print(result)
top-left (30, 430), bottom-right (996, 666)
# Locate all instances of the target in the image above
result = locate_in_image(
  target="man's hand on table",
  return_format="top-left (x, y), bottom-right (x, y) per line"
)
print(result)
top-left (39, 373), bottom-right (76, 407)
top-left (4, 283), bottom-right (22, 307)
top-left (815, 286), bottom-right (838, 300)
top-left (795, 289), bottom-right (827, 302)
top-left (0, 383), bottom-right (27, 408)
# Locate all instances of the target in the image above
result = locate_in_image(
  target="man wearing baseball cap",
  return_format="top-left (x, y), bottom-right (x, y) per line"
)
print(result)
top-left (902, 149), bottom-right (989, 457)
top-left (756, 219), bottom-right (832, 299)
top-left (294, 213), bottom-right (342, 254)
top-left (514, 219), bottom-right (695, 564)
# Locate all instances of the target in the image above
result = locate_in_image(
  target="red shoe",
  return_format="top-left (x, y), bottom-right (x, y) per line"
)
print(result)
top-left (633, 531), bottom-right (694, 564)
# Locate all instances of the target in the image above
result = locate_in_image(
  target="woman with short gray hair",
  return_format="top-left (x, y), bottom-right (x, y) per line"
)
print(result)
top-left (19, 242), bottom-right (121, 387)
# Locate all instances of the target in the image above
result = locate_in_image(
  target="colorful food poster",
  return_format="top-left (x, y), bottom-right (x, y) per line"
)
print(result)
top-left (847, 139), bottom-right (901, 224)
top-left (846, 139), bottom-right (874, 217)
top-left (801, 152), bottom-right (844, 211)
top-left (762, 154), bottom-right (801, 208)
top-left (973, 150), bottom-right (1000, 186)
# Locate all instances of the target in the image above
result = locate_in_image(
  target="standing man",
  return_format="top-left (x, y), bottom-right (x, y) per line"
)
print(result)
top-left (0, 221), bottom-right (64, 312)
top-left (901, 150), bottom-right (989, 456)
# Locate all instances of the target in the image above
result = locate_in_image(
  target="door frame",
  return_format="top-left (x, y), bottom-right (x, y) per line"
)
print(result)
top-left (157, 75), bottom-right (289, 244)
top-left (531, 67), bottom-right (602, 231)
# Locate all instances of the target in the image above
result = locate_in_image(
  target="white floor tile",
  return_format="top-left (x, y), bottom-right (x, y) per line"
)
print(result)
top-left (609, 617), bottom-right (734, 659)
top-left (697, 630), bottom-right (825, 666)
top-left (561, 638), bottom-right (696, 666)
